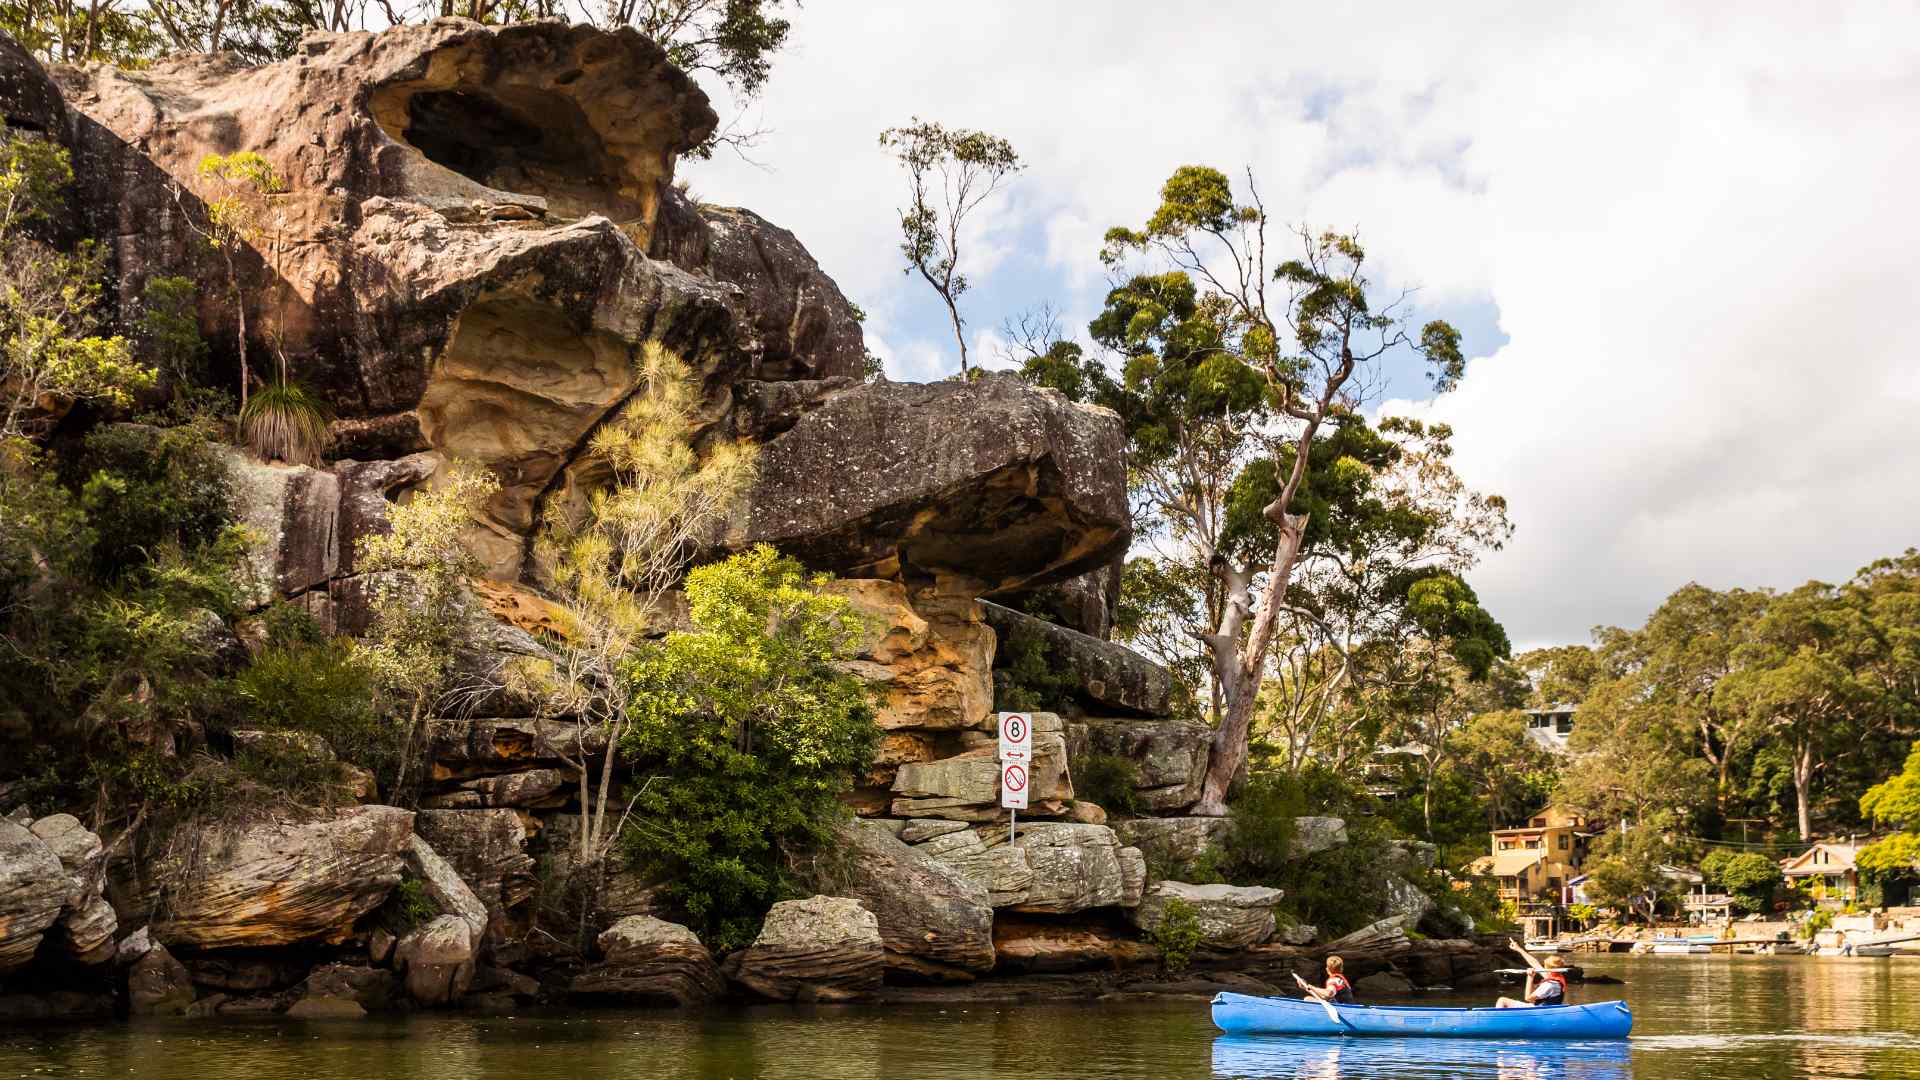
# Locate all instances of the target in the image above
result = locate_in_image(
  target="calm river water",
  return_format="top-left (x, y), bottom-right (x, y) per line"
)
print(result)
top-left (2, 955), bottom-right (1917, 1079)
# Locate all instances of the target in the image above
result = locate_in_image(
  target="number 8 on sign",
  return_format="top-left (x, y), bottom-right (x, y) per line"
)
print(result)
top-left (997, 711), bottom-right (1032, 764)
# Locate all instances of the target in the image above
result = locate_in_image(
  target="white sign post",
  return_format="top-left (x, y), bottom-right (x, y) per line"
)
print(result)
top-left (997, 712), bottom-right (1032, 843)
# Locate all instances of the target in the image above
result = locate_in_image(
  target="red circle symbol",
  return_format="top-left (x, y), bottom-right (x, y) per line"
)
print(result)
top-left (1003, 764), bottom-right (1028, 792)
top-left (1005, 716), bottom-right (1027, 742)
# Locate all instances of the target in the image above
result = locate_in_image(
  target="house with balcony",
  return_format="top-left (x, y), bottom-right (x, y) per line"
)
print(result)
top-left (1522, 705), bottom-right (1577, 754)
top-left (1469, 804), bottom-right (1592, 902)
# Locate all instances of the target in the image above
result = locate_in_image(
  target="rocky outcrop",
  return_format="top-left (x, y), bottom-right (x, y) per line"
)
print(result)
top-left (651, 195), bottom-right (869, 384)
top-left (147, 806), bottom-right (411, 949)
top-left (1009, 557), bottom-right (1122, 639)
top-left (837, 819), bottom-right (994, 980)
top-left (982, 602), bottom-right (1170, 716)
top-left (913, 823), bottom-right (1145, 914)
top-left (426, 719), bottom-right (607, 780)
top-left (30, 815), bottom-right (115, 964)
top-left (1076, 717), bottom-right (1210, 812)
top-left (990, 916), bottom-right (1158, 975)
top-left (714, 375), bottom-right (1129, 594)
top-left (0, 819), bottom-right (73, 973)
top-left (394, 914), bottom-right (476, 1006)
top-left (830, 579), bottom-right (993, 736)
top-left (1128, 881), bottom-right (1285, 951)
top-left (727, 896), bottom-right (884, 1002)
top-left (412, 809), bottom-right (536, 945)
top-left (1114, 815), bottom-right (1348, 873)
top-left (127, 943), bottom-right (195, 1016)
top-left (569, 915), bottom-right (724, 1006)
top-left (402, 835), bottom-right (489, 950)
top-left (891, 718), bottom-right (1073, 822)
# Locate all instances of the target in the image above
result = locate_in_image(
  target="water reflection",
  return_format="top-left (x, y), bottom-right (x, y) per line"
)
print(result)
top-left (1211, 1035), bottom-right (1631, 1080)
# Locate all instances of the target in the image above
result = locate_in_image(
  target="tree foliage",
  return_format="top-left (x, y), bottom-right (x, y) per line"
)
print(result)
top-left (879, 118), bottom-right (1021, 376)
top-left (619, 545), bottom-right (878, 948)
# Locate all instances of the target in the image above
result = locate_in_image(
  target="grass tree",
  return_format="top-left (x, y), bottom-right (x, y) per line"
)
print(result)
top-left (355, 461), bottom-right (500, 797)
top-left (879, 119), bottom-right (1021, 376)
top-left (529, 340), bottom-right (757, 888)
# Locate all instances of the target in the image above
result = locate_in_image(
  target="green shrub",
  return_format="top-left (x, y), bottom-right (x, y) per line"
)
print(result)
top-left (1222, 773), bottom-right (1304, 879)
top-left (993, 602), bottom-right (1081, 713)
top-left (1074, 752), bottom-right (1142, 816)
top-left (1151, 897), bottom-right (1205, 973)
top-left (238, 379), bottom-right (332, 466)
top-left (618, 547), bottom-right (880, 950)
top-left (228, 617), bottom-right (393, 785)
top-left (380, 878), bottom-right (438, 935)
top-left (65, 420), bottom-right (235, 586)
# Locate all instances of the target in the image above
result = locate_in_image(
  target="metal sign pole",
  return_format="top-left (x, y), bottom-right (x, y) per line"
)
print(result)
top-left (1009, 806), bottom-right (1016, 847)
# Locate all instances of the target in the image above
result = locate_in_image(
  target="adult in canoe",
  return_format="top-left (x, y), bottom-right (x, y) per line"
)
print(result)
top-left (1293, 955), bottom-right (1355, 1005)
top-left (1497, 944), bottom-right (1569, 1008)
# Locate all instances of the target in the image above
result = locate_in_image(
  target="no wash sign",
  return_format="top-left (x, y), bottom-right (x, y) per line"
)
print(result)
top-left (997, 712), bottom-right (1031, 809)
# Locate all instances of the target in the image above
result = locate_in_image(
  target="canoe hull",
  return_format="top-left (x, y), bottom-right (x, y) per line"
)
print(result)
top-left (1209, 992), bottom-right (1633, 1040)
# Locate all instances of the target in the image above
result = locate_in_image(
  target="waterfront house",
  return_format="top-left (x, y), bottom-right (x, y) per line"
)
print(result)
top-left (1471, 804), bottom-right (1591, 901)
top-left (1781, 842), bottom-right (1861, 904)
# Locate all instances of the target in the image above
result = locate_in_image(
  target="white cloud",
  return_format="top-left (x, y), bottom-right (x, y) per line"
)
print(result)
top-left (685, 2), bottom-right (1920, 647)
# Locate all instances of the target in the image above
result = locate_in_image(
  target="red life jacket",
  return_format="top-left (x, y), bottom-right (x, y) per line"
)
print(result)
top-left (1327, 974), bottom-right (1354, 1003)
top-left (1538, 970), bottom-right (1568, 1000)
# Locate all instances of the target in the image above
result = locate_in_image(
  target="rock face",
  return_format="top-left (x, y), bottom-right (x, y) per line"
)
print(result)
top-left (412, 809), bottom-right (536, 945)
top-left (727, 896), bottom-right (883, 1002)
top-left (914, 823), bottom-right (1145, 914)
top-left (830, 580), bottom-right (994, 736)
top-left (402, 835), bottom-right (489, 949)
top-left (570, 915), bottom-right (724, 1006)
top-left (148, 806), bottom-right (412, 949)
top-left (1113, 815), bottom-right (1348, 872)
top-left (982, 602), bottom-right (1171, 716)
top-left (0, 819), bottom-right (73, 973)
top-left (1128, 881), bottom-right (1286, 951)
top-left (837, 819), bottom-right (994, 979)
top-left (29, 815), bottom-right (115, 964)
top-left (715, 375), bottom-right (1130, 594)
top-left (1076, 717), bottom-right (1210, 812)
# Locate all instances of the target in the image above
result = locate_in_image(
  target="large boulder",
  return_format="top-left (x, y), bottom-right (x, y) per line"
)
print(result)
top-left (651, 196), bottom-right (868, 384)
top-left (147, 806), bottom-right (412, 949)
top-left (982, 602), bottom-right (1170, 716)
top-left (225, 453), bottom-right (341, 603)
top-left (569, 915), bottom-right (724, 1006)
top-left (913, 822), bottom-right (1145, 914)
top-left (402, 835), bottom-right (489, 950)
top-left (412, 809), bottom-right (536, 945)
top-left (1112, 817), bottom-right (1229, 872)
top-left (1077, 717), bottom-right (1211, 812)
top-left (1128, 881), bottom-right (1286, 951)
top-left (828, 580), bottom-right (994, 736)
top-left (0, 818), bottom-right (71, 973)
top-left (726, 896), bottom-right (883, 1002)
top-left (29, 815), bottom-right (115, 964)
top-left (127, 942), bottom-right (195, 1016)
top-left (836, 819), bottom-right (994, 979)
top-left (394, 914), bottom-right (476, 1007)
top-left (712, 374), bottom-right (1129, 594)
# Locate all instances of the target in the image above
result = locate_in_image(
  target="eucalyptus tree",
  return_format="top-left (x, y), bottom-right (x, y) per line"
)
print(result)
top-left (879, 119), bottom-right (1021, 376)
top-left (1096, 165), bottom-right (1478, 815)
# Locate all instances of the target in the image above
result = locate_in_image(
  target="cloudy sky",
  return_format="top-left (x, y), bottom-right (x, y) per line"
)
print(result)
top-left (683, 3), bottom-right (1920, 649)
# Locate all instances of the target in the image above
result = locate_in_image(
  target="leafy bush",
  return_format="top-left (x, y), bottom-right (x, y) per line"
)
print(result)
top-left (1151, 897), bottom-right (1205, 973)
top-left (993, 614), bottom-right (1080, 713)
top-left (228, 605), bottom-right (394, 795)
top-left (618, 546), bottom-right (880, 949)
top-left (64, 420), bottom-right (236, 586)
top-left (1073, 752), bottom-right (1142, 816)
top-left (1701, 849), bottom-right (1785, 914)
top-left (379, 878), bottom-right (438, 935)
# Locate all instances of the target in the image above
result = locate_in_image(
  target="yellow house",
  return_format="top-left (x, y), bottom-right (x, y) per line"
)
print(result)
top-left (1471, 805), bottom-right (1591, 901)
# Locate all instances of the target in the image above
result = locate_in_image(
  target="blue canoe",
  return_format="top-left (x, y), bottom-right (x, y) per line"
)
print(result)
top-left (1210, 992), bottom-right (1633, 1040)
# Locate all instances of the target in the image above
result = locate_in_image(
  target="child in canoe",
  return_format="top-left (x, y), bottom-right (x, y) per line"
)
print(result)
top-left (1496, 944), bottom-right (1569, 1008)
top-left (1293, 955), bottom-right (1356, 1004)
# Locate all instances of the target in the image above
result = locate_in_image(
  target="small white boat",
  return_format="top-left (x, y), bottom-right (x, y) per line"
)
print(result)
top-left (1650, 941), bottom-right (1710, 955)
top-left (1523, 939), bottom-right (1564, 953)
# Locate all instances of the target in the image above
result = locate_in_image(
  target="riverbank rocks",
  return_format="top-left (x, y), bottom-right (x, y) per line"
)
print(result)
top-left (127, 943), bottom-right (195, 1016)
top-left (402, 835), bottom-right (489, 950)
top-left (426, 719), bottom-right (607, 780)
top-left (0, 819), bottom-right (77, 973)
top-left (413, 809), bottom-right (536, 945)
top-left (395, 914), bottom-right (476, 1006)
top-left (147, 806), bottom-right (412, 949)
top-left (838, 819), bottom-right (994, 980)
top-left (989, 915), bottom-right (1159, 974)
top-left (569, 915), bottom-right (724, 1006)
top-left (982, 603), bottom-right (1170, 716)
top-left (714, 374), bottom-right (1129, 592)
top-left (1128, 882), bottom-right (1286, 951)
top-left (1074, 718), bottom-right (1210, 812)
top-left (914, 823), bottom-right (1145, 914)
top-left (726, 896), bottom-right (883, 1002)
